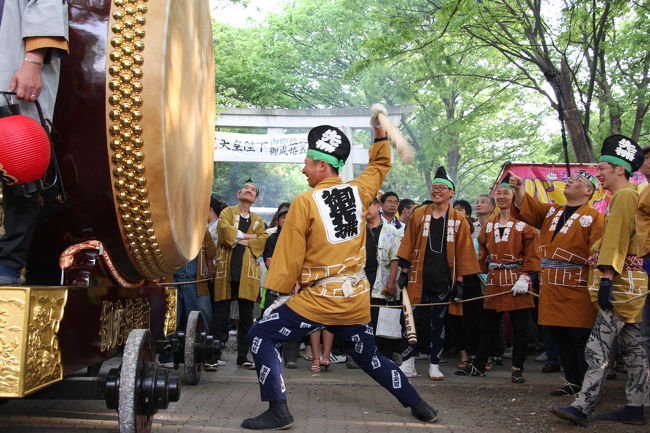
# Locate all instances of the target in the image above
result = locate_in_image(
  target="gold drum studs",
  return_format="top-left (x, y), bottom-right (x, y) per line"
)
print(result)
top-left (107, 0), bottom-right (166, 278)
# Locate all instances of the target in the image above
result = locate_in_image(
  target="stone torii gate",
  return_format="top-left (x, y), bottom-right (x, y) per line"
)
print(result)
top-left (215, 106), bottom-right (414, 181)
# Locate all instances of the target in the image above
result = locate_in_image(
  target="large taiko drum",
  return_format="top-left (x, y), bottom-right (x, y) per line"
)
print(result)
top-left (28, 0), bottom-right (214, 283)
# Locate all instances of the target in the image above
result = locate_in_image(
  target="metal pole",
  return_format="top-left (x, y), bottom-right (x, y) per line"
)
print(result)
top-left (341, 126), bottom-right (354, 182)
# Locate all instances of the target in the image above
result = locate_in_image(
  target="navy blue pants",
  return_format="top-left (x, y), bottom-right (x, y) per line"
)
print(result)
top-left (402, 291), bottom-right (449, 364)
top-left (248, 304), bottom-right (421, 406)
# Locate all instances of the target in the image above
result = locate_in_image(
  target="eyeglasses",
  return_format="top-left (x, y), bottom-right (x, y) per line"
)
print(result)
top-left (383, 199), bottom-right (399, 205)
top-left (568, 175), bottom-right (594, 189)
top-left (430, 186), bottom-right (451, 192)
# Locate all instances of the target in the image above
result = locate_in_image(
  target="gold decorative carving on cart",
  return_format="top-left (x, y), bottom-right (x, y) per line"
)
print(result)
top-left (106, 0), bottom-right (167, 279)
top-left (0, 287), bottom-right (68, 398)
top-left (0, 292), bottom-right (26, 396)
top-left (163, 287), bottom-right (177, 337)
top-left (99, 297), bottom-right (151, 352)
top-left (24, 290), bottom-right (67, 393)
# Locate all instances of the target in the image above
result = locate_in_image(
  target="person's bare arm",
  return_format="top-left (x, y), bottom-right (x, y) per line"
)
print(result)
top-left (9, 48), bottom-right (47, 101)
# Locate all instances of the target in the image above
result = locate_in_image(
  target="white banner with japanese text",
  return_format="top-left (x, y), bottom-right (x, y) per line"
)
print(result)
top-left (214, 132), bottom-right (308, 163)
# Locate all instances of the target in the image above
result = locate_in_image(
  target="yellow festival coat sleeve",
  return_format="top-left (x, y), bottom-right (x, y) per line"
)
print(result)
top-left (196, 229), bottom-right (217, 297)
top-left (261, 194), bottom-right (309, 294)
top-left (637, 186), bottom-right (650, 258)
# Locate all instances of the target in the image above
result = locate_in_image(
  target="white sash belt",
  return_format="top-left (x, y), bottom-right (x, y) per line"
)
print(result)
top-left (309, 270), bottom-right (367, 298)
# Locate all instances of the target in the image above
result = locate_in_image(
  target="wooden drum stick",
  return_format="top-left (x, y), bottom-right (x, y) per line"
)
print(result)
top-left (377, 112), bottom-right (415, 163)
top-left (402, 288), bottom-right (417, 345)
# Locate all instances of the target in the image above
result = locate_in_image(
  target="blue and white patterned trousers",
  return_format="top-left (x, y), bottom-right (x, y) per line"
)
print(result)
top-left (572, 308), bottom-right (649, 414)
top-left (248, 304), bottom-right (421, 406)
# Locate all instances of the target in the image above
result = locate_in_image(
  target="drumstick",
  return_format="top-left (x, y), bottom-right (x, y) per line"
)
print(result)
top-left (377, 112), bottom-right (415, 163)
top-left (402, 288), bottom-right (417, 345)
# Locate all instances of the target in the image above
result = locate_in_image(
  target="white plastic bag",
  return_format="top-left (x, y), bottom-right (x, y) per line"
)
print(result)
top-left (375, 306), bottom-right (402, 339)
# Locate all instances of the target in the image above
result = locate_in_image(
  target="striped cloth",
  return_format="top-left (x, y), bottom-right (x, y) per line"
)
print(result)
top-left (587, 253), bottom-right (644, 271)
top-left (488, 261), bottom-right (523, 270)
top-left (541, 258), bottom-right (584, 269)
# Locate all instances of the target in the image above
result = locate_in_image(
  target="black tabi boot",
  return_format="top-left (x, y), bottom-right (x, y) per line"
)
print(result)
top-left (410, 399), bottom-right (439, 423)
top-left (594, 405), bottom-right (646, 425)
top-left (241, 400), bottom-right (294, 430)
top-left (549, 405), bottom-right (588, 426)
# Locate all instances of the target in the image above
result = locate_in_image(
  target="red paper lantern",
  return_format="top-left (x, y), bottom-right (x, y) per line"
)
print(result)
top-left (0, 114), bottom-right (51, 185)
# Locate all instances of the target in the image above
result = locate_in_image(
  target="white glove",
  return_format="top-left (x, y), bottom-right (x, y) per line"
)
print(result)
top-left (263, 294), bottom-right (291, 318)
top-left (370, 103), bottom-right (387, 128)
top-left (511, 274), bottom-right (530, 296)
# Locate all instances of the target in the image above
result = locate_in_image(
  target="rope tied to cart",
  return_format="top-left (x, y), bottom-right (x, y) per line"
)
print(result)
top-left (152, 280), bottom-right (650, 307)
top-left (56, 242), bottom-right (649, 307)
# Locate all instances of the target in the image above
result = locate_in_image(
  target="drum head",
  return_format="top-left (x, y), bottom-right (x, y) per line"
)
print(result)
top-left (105, 0), bottom-right (214, 278)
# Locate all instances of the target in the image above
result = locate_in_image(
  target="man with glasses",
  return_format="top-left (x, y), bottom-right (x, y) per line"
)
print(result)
top-left (508, 169), bottom-right (603, 395)
top-left (397, 167), bottom-right (480, 380)
top-left (380, 191), bottom-right (403, 233)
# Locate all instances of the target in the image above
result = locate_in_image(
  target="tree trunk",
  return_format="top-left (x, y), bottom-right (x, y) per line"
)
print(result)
top-left (632, 98), bottom-right (649, 143)
top-left (559, 59), bottom-right (596, 162)
top-left (424, 170), bottom-right (432, 190)
top-left (446, 146), bottom-right (461, 184)
top-left (443, 94), bottom-right (461, 184)
top-left (597, 52), bottom-right (622, 135)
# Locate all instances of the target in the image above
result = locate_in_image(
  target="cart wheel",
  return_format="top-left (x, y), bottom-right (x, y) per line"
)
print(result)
top-left (119, 329), bottom-right (154, 433)
top-left (184, 311), bottom-right (205, 385)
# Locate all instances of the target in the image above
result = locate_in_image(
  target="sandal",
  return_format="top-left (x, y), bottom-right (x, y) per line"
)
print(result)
top-left (309, 363), bottom-right (321, 373)
top-left (320, 356), bottom-right (331, 372)
top-left (457, 359), bottom-right (469, 369)
top-left (485, 358), bottom-right (494, 372)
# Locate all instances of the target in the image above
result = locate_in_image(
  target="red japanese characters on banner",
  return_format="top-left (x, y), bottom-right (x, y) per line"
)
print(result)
top-left (494, 163), bottom-right (648, 214)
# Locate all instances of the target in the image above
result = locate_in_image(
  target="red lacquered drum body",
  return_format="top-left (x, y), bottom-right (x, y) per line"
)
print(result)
top-left (28, 0), bottom-right (215, 283)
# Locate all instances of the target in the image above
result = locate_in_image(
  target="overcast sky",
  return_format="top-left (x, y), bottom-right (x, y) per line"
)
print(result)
top-left (210, 0), bottom-right (288, 27)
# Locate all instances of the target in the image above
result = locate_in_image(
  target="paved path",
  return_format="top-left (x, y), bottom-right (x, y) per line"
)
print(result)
top-left (1, 346), bottom-right (648, 433)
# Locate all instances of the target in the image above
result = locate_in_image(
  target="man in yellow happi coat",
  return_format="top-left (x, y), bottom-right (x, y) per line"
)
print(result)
top-left (551, 135), bottom-right (649, 427)
top-left (240, 105), bottom-right (438, 430)
top-left (509, 169), bottom-right (603, 395)
top-left (214, 180), bottom-right (268, 368)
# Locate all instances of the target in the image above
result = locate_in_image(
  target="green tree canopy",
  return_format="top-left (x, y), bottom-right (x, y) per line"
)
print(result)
top-left (212, 0), bottom-right (649, 204)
